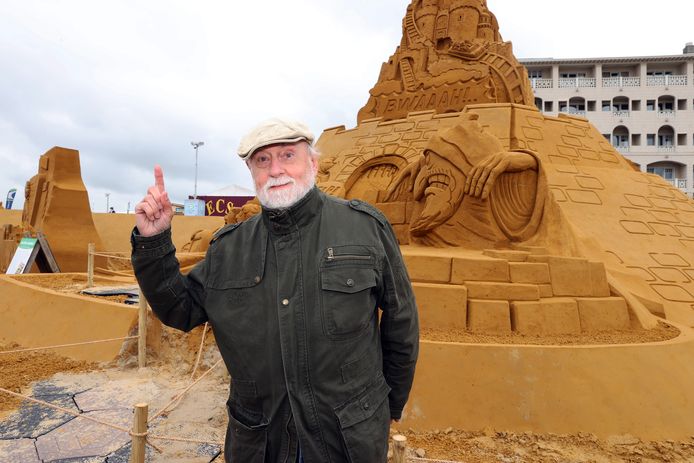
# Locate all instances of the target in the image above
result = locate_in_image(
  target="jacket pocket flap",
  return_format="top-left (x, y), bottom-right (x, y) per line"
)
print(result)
top-left (334, 375), bottom-right (391, 429)
top-left (321, 267), bottom-right (377, 294)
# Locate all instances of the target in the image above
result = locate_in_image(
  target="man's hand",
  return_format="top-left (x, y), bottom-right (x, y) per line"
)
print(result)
top-left (135, 165), bottom-right (174, 237)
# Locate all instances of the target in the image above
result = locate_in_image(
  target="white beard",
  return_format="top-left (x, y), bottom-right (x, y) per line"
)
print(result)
top-left (256, 167), bottom-right (316, 209)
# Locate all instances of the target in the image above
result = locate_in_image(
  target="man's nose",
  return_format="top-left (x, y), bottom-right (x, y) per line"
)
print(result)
top-left (268, 156), bottom-right (285, 176)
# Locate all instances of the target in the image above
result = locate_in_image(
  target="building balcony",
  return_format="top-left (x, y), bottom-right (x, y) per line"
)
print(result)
top-left (558, 77), bottom-right (596, 88)
top-left (657, 145), bottom-right (676, 152)
top-left (613, 110), bottom-right (630, 118)
top-left (530, 78), bottom-right (553, 89)
top-left (603, 77), bottom-right (641, 88)
top-left (664, 178), bottom-right (687, 189)
top-left (658, 110), bottom-right (676, 118)
top-left (560, 108), bottom-right (586, 116)
top-left (615, 145), bottom-right (630, 153)
top-left (646, 75), bottom-right (688, 86)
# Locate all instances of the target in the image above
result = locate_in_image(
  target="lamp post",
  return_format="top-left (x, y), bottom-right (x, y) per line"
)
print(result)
top-left (105, 193), bottom-right (110, 212)
top-left (191, 141), bottom-right (205, 200)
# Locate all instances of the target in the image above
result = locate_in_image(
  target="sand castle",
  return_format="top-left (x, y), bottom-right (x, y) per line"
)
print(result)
top-left (2, 0), bottom-right (694, 441)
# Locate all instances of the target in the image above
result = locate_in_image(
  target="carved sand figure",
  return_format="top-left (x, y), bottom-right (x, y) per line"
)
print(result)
top-left (385, 114), bottom-right (542, 246)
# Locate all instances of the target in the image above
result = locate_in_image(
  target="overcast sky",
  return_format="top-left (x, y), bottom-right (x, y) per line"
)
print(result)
top-left (2, 0), bottom-right (692, 212)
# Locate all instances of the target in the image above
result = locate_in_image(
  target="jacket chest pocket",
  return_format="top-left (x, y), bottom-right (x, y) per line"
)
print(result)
top-left (320, 261), bottom-right (378, 340)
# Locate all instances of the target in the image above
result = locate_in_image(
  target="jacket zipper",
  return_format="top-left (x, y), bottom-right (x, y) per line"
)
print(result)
top-left (326, 247), bottom-right (372, 261)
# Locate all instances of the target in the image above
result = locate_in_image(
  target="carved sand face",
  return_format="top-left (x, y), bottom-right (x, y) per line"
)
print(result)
top-left (410, 150), bottom-right (466, 235)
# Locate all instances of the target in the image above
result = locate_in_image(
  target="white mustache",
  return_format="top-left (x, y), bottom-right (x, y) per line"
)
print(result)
top-left (263, 176), bottom-right (295, 193)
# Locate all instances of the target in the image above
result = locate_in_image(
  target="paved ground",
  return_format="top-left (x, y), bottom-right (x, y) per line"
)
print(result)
top-left (0, 370), bottom-right (225, 462)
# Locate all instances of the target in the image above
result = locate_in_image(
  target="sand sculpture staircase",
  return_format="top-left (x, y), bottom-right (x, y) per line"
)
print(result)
top-left (402, 246), bottom-right (633, 336)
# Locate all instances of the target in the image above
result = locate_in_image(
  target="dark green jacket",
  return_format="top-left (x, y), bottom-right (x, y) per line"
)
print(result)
top-left (131, 187), bottom-right (419, 463)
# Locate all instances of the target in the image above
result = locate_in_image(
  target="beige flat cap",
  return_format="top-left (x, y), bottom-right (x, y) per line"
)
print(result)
top-left (237, 118), bottom-right (314, 160)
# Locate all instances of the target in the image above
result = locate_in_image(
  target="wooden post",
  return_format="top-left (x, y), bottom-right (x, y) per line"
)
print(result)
top-left (130, 402), bottom-right (148, 463)
top-left (87, 243), bottom-right (95, 287)
top-left (392, 434), bottom-right (407, 463)
top-left (138, 288), bottom-right (147, 368)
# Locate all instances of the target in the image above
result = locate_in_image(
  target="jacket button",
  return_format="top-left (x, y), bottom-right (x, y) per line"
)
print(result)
top-left (282, 299), bottom-right (289, 306)
top-left (254, 276), bottom-right (261, 283)
top-left (363, 401), bottom-right (370, 410)
top-left (346, 278), bottom-right (354, 287)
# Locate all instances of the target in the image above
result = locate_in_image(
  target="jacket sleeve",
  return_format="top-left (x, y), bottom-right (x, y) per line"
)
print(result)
top-left (130, 227), bottom-right (208, 332)
top-left (377, 221), bottom-right (419, 420)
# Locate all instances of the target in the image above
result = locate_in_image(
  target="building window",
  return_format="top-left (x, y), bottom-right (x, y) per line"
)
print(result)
top-left (529, 70), bottom-right (543, 78)
top-left (647, 100), bottom-right (656, 111)
top-left (560, 72), bottom-right (587, 78)
top-left (647, 134), bottom-right (656, 146)
top-left (647, 167), bottom-right (674, 180)
top-left (678, 134), bottom-right (687, 146)
top-left (647, 71), bottom-right (673, 76)
top-left (544, 101), bottom-right (553, 112)
top-left (602, 101), bottom-right (611, 111)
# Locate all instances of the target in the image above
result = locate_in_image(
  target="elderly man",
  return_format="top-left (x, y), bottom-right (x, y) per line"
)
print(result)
top-left (131, 118), bottom-right (419, 463)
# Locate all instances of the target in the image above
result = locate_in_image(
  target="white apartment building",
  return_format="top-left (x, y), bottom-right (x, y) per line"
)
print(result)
top-left (520, 43), bottom-right (694, 197)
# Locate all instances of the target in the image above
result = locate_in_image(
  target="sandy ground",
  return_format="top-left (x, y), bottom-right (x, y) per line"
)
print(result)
top-left (3, 327), bottom-right (694, 462)
top-left (2, 274), bottom-right (692, 461)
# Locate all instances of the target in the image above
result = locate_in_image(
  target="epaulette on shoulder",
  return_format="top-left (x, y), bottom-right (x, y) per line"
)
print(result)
top-left (347, 199), bottom-right (387, 227)
top-left (210, 222), bottom-right (241, 244)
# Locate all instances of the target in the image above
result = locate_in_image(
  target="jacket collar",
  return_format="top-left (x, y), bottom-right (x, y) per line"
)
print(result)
top-left (261, 186), bottom-right (323, 235)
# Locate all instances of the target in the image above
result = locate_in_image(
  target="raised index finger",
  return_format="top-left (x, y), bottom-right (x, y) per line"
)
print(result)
top-left (154, 165), bottom-right (165, 192)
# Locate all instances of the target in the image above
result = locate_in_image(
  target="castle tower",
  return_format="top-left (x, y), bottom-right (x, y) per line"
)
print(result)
top-left (449, 1), bottom-right (481, 42)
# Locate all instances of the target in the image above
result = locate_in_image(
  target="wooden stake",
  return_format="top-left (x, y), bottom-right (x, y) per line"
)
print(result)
top-left (87, 243), bottom-right (95, 287)
top-left (138, 288), bottom-right (147, 368)
top-left (130, 402), bottom-right (148, 463)
top-left (393, 434), bottom-right (407, 463)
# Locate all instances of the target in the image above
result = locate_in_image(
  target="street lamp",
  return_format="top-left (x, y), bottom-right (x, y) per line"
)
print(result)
top-left (105, 193), bottom-right (110, 213)
top-left (191, 141), bottom-right (205, 200)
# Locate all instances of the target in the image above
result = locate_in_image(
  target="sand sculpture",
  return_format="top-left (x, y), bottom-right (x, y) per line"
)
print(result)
top-left (18, 147), bottom-right (104, 272)
top-left (357, 0), bottom-right (533, 122)
top-left (309, 0), bottom-right (694, 437)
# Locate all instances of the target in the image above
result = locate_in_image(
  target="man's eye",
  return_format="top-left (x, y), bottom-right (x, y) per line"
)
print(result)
top-left (282, 151), bottom-right (295, 160)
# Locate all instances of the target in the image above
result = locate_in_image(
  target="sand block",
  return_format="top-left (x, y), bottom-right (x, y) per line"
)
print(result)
top-left (403, 254), bottom-right (452, 283)
top-left (529, 256), bottom-right (593, 297)
top-left (539, 284), bottom-right (554, 298)
top-left (482, 249), bottom-right (530, 262)
top-left (577, 297), bottom-right (630, 331)
top-left (512, 245), bottom-right (550, 255)
top-left (375, 201), bottom-right (407, 225)
top-left (467, 299), bottom-right (511, 333)
top-left (465, 282), bottom-right (539, 301)
top-left (589, 261), bottom-right (611, 297)
top-left (511, 298), bottom-right (581, 334)
top-left (509, 262), bottom-right (551, 284)
top-left (451, 257), bottom-right (509, 283)
top-left (413, 283), bottom-right (467, 329)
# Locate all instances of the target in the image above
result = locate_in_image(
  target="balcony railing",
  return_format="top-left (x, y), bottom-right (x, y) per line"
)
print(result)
top-left (664, 178), bottom-right (687, 189)
top-left (559, 77), bottom-right (596, 88)
top-left (602, 77), bottom-right (641, 87)
top-left (658, 145), bottom-right (676, 152)
top-left (615, 145), bottom-right (630, 153)
top-left (658, 109), bottom-right (675, 117)
top-left (530, 78), bottom-right (553, 89)
top-left (560, 108), bottom-right (586, 116)
top-left (647, 75), bottom-right (688, 86)
top-left (613, 110), bottom-right (630, 118)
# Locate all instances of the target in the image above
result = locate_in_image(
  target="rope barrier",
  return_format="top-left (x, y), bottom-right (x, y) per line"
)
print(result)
top-left (148, 358), bottom-right (223, 423)
top-left (190, 322), bottom-right (209, 381)
top-left (0, 336), bottom-right (138, 355)
top-left (409, 458), bottom-right (465, 463)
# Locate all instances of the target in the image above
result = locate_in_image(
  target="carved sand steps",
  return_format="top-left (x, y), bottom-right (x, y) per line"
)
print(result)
top-left (402, 247), bottom-right (633, 336)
